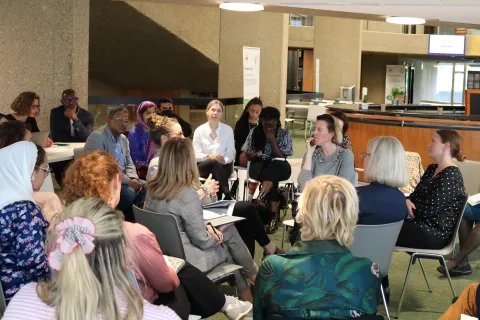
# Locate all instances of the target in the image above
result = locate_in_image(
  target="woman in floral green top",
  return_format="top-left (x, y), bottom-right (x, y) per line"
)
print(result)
top-left (254, 175), bottom-right (381, 319)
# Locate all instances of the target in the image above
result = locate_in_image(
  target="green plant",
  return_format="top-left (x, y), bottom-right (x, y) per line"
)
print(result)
top-left (362, 95), bottom-right (368, 103)
top-left (398, 87), bottom-right (406, 97)
top-left (391, 87), bottom-right (400, 99)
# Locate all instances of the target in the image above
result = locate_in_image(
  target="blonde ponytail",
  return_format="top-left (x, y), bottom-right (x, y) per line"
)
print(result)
top-left (37, 198), bottom-right (143, 320)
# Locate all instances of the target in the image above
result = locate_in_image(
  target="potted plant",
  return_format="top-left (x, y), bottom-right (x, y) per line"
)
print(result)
top-left (361, 95), bottom-right (369, 110)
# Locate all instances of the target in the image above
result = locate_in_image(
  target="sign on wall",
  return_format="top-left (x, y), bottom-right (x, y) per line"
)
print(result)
top-left (243, 46), bottom-right (260, 106)
top-left (385, 65), bottom-right (406, 104)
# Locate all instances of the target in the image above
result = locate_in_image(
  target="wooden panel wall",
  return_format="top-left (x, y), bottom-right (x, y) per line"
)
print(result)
top-left (350, 121), bottom-right (480, 181)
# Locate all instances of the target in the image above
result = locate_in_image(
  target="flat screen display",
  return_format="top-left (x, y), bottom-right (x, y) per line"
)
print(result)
top-left (428, 35), bottom-right (466, 56)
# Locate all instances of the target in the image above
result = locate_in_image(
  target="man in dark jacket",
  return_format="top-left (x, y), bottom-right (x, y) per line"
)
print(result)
top-left (49, 89), bottom-right (95, 185)
top-left (158, 97), bottom-right (192, 138)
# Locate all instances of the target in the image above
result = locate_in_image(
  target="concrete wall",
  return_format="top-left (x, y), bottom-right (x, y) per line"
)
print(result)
top-left (0, 0), bottom-right (89, 131)
top-left (218, 10), bottom-right (289, 124)
top-left (314, 17), bottom-right (362, 100)
top-left (289, 26), bottom-right (314, 48)
top-left (361, 54), bottom-right (400, 104)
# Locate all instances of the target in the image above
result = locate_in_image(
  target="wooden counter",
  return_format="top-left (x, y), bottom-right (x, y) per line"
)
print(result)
top-left (327, 108), bottom-right (480, 178)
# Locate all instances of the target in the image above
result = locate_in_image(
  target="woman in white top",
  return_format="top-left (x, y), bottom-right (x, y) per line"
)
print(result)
top-left (3, 197), bottom-right (180, 320)
top-left (193, 100), bottom-right (235, 200)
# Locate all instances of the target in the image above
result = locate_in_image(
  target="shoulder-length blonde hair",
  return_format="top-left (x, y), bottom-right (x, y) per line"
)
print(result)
top-left (37, 198), bottom-right (143, 320)
top-left (296, 175), bottom-right (358, 246)
top-left (147, 137), bottom-right (200, 200)
top-left (364, 136), bottom-right (408, 188)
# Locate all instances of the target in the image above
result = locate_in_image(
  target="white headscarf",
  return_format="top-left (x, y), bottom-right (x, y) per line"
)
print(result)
top-left (0, 141), bottom-right (38, 210)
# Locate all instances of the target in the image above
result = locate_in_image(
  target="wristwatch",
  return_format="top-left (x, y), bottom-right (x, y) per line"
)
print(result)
top-left (201, 184), bottom-right (210, 198)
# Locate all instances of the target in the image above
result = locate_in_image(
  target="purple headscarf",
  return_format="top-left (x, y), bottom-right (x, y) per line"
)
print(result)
top-left (136, 101), bottom-right (157, 131)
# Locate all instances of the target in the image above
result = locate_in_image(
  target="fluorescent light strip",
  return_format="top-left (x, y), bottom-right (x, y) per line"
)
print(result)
top-left (386, 17), bottom-right (426, 25)
top-left (219, 3), bottom-right (264, 12)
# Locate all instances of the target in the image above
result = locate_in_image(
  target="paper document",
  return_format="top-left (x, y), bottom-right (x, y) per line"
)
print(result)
top-left (460, 314), bottom-right (478, 320)
top-left (203, 210), bottom-right (226, 220)
top-left (202, 200), bottom-right (236, 209)
top-left (468, 193), bottom-right (480, 206)
top-left (45, 146), bottom-right (70, 154)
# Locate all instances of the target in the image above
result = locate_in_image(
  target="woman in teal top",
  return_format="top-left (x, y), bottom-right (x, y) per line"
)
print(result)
top-left (254, 175), bottom-right (381, 320)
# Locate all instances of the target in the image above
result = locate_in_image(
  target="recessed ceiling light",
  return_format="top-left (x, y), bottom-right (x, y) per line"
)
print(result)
top-left (386, 17), bottom-right (426, 25)
top-left (219, 3), bottom-right (264, 12)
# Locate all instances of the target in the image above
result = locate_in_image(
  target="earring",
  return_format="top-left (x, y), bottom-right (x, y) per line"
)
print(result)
top-left (31, 176), bottom-right (35, 181)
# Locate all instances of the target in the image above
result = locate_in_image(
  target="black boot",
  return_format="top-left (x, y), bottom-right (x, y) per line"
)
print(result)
top-left (266, 211), bottom-right (278, 234)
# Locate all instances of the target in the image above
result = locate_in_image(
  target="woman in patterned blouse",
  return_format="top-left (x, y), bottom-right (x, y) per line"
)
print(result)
top-left (0, 141), bottom-right (51, 303)
top-left (396, 129), bottom-right (467, 250)
top-left (241, 107), bottom-right (293, 233)
top-left (254, 175), bottom-right (381, 320)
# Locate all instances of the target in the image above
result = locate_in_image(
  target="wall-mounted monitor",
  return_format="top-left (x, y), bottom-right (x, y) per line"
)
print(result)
top-left (428, 35), bottom-right (466, 56)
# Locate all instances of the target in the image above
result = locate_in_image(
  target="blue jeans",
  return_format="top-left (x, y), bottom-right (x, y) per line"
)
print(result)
top-left (463, 203), bottom-right (480, 222)
top-left (117, 179), bottom-right (146, 222)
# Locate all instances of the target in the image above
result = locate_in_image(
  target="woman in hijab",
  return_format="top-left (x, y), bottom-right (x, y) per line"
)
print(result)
top-left (128, 101), bottom-right (157, 179)
top-left (0, 141), bottom-right (51, 303)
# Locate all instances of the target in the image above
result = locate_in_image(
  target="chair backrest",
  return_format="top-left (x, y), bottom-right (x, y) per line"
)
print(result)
top-left (132, 205), bottom-right (186, 259)
top-left (0, 282), bottom-right (6, 315)
top-left (455, 159), bottom-right (480, 195)
top-left (349, 220), bottom-right (404, 277)
top-left (444, 195), bottom-right (469, 251)
top-left (125, 268), bottom-right (140, 292)
top-left (73, 147), bottom-right (85, 160)
top-left (306, 104), bottom-right (327, 122)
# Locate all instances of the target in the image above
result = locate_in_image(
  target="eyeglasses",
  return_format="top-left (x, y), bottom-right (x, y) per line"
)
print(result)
top-left (114, 117), bottom-right (129, 124)
top-left (36, 165), bottom-right (52, 177)
top-left (360, 152), bottom-right (371, 160)
top-left (64, 97), bottom-right (79, 104)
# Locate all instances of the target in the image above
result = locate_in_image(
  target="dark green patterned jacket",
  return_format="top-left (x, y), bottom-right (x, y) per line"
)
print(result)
top-left (254, 240), bottom-right (380, 319)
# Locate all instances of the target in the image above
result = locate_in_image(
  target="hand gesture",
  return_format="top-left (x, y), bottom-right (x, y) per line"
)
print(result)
top-left (265, 128), bottom-right (276, 143)
top-left (406, 199), bottom-right (416, 220)
top-left (306, 137), bottom-right (316, 154)
top-left (128, 178), bottom-right (143, 193)
top-left (204, 174), bottom-right (220, 195)
top-left (44, 138), bottom-right (54, 148)
top-left (64, 107), bottom-right (78, 120)
top-left (207, 224), bottom-right (223, 245)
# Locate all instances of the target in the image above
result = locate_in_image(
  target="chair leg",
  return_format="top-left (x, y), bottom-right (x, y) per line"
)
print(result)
top-left (418, 259), bottom-right (432, 293)
top-left (440, 256), bottom-right (457, 298)
top-left (243, 180), bottom-right (247, 201)
top-left (380, 284), bottom-right (391, 320)
top-left (281, 224), bottom-right (287, 249)
top-left (395, 254), bottom-right (416, 319)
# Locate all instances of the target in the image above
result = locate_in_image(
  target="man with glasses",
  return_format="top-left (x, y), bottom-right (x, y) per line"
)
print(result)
top-left (84, 106), bottom-right (146, 222)
top-left (50, 89), bottom-right (94, 143)
top-left (49, 89), bottom-right (95, 186)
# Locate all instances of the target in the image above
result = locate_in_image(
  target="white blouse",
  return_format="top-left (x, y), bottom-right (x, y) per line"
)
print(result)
top-left (193, 122), bottom-right (235, 164)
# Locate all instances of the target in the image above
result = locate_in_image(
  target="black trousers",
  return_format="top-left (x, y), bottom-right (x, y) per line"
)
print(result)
top-left (233, 201), bottom-right (271, 257)
top-left (249, 160), bottom-right (291, 202)
top-left (154, 262), bottom-right (225, 320)
top-left (50, 160), bottom-right (73, 186)
top-left (198, 160), bottom-right (233, 198)
top-left (396, 220), bottom-right (450, 249)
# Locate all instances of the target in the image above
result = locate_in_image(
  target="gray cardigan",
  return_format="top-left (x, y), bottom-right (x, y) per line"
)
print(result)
top-left (84, 125), bottom-right (138, 184)
top-left (298, 146), bottom-right (356, 187)
top-left (145, 187), bottom-right (231, 272)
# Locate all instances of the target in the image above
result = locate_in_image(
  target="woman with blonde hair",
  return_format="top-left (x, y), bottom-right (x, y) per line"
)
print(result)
top-left (60, 151), bottom-right (252, 320)
top-left (357, 136), bottom-right (409, 225)
top-left (146, 137), bottom-right (258, 303)
top-left (254, 175), bottom-right (381, 319)
top-left (298, 114), bottom-right (356, 187)
top-left (3, 197), bottom-right (180, 320)
top-left (193, 100), bottom-right (235, 200)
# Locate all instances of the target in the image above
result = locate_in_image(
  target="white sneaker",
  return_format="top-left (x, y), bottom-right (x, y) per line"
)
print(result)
top-left (224, 298), bottom-right (253, 320)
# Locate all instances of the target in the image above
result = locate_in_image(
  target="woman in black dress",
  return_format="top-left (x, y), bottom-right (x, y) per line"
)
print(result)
top-left (0, 92), bottom-right (53, 147)
top-left (396, 129), bottom-right (467, 249)
top-left (241, 107), bottom-right (293, 233)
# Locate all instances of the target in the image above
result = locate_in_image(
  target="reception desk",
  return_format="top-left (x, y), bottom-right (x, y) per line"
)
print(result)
top-left (327, 107), bottom-right (480, 180)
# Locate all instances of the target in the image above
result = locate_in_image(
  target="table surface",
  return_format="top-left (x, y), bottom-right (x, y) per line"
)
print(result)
top-left (46, 142), bottom-right (85, 163)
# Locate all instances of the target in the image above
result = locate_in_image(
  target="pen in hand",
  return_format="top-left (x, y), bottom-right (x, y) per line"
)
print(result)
top-left (207, 222), bottom-right (224, 247)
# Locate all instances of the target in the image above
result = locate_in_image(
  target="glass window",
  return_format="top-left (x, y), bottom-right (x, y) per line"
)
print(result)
top-left (289, 14), bottom-right (313, 27)
top-left (455, 64), bottom-right (465, 72)
top-left (453, 72), bottom-right (465, 104)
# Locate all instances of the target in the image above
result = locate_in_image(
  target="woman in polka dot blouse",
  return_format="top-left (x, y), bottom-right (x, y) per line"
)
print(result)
top-left (396, 129), bottom-right (467, 250)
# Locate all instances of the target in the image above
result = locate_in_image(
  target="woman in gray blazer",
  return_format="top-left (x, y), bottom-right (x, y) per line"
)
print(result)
top-left (145, 137), bottom-right (257, 303)
top-left (298, 114), bottom-right (356, 188)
